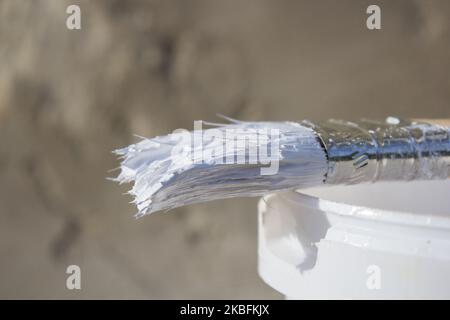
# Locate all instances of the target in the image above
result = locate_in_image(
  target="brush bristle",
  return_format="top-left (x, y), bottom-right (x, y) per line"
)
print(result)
top-left (113, 121), bottom-right (327, 217)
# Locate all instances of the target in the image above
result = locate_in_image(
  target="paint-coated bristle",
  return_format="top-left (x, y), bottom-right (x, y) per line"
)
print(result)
top-left (113, 121), bottom-right (327, 217)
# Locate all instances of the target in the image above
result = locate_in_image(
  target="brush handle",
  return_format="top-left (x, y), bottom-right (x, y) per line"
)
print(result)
top-left (416, 118), bottom-right (450, 128)
top-left (304, 118), bottom-right (450, 185)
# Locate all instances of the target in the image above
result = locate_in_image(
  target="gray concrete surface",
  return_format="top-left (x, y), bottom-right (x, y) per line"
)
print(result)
top-left (0, 0), bottom-right (449, 299)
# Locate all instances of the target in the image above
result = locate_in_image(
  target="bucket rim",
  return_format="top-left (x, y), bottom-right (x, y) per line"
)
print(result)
top-left (265, 190), bottom-right (450, 231)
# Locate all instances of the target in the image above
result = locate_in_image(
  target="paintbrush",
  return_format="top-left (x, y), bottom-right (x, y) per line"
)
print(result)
top-left (113, 117), bottom-right (449, 217)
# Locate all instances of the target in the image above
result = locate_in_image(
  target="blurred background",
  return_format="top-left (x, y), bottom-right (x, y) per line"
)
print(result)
top-left (0, 0), bottom-right (449, 299)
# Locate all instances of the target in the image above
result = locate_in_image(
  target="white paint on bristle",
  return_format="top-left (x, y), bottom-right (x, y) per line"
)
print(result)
top-left (113, 121), bottom-right (327, 217)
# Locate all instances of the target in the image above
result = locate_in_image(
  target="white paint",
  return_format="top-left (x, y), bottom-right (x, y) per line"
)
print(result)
top-left (113, 120), bottom-right (327, 216)
top-left (385, 116), bottom-right (400, 125)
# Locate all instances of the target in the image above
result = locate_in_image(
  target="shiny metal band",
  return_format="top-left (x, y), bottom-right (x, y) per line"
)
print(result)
top-left (303, 118), bottom-right (450, 185)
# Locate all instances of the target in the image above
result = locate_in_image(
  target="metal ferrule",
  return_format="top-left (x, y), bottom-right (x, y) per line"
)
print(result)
top-left (303, 118), bottom-right (450, 185)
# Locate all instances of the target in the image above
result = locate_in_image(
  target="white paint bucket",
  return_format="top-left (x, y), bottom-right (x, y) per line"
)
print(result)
top-left (258, 180), bottom-right (450, 299)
